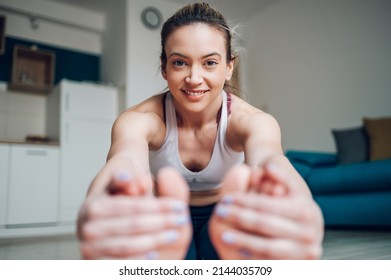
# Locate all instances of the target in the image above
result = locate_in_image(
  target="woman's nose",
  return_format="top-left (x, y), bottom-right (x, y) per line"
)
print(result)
top-left (185, 66), bottom-right (203, 85)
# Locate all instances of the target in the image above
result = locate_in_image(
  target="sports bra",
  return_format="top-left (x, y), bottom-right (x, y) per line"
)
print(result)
top-left (149, 91), bottom-right (244, 191)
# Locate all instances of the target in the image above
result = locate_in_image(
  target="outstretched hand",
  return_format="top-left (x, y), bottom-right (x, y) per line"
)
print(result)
top-left (78, 167), bottom-right (192, 259)
top-left (209, 156), bottom-right (324, 259)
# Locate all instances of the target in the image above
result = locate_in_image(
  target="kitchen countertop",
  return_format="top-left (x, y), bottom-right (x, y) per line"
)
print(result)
top-left (0, 138), bottom-right (60, 146)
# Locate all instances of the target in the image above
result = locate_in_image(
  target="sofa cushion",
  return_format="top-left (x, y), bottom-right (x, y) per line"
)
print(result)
top-left (306, 159), bottom-right (391, 195)
top-left (286, 150), bottom-right (337, 167)
top-left (363, 117), bottom-right (391, 161)
top-left (332, 126), bottom-right (368, 164)
top-left (314, 192), bottom-right (391, 227)
top-left (290, 161), bottom-right (313, 180)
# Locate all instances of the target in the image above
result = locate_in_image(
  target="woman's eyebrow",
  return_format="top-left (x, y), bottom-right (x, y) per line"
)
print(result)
top-left (202, 52), bottom-right (222, 59)
top-left (168, 52), bottom-right (188, 59)
top-left (168, 52), bottom-right (222, 59)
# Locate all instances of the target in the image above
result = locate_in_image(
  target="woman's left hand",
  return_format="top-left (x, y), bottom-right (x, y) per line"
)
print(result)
top-left (209, 156), bottom-right (324, 259)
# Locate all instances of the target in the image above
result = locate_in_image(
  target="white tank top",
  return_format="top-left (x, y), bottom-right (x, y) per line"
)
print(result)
top-left (149, 91), bottom-right (244, 191)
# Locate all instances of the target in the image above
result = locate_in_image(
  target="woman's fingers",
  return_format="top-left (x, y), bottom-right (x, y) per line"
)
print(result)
top-left (155, 167), bottom-right (192, 259)
top-left (82, 195), bottom-right (187, 219)
top-left (221, 164), bottom-right (251, 195)
top-left (220, 193), bottom-right (319, 224)
top-left (222, 161), bottom-right (290, 197)
top-left (78, 195), bottom-right (190, 242)
top-left (263, 156), bottom-right (310, 197)
top-left (156, 167), bottom-right (190, 202)
top-left (216, 229), bottom-right (322, 260)
top-left (80, 169), bottom-right (193, 260)
top-left (107, 171), bottom-right (152, 196)
top-left (81, 228), bottom-right (185, 259)
top-left (79, 195), bottom-right (192, 259)
top-left (82, 212), bottom-right (190, 240)
top-left (214, 201), bottom-right (319, 244)
top-left (211, 157), bottom-right (323, 260)
top-left (209, 190), bottom-right (324, 259)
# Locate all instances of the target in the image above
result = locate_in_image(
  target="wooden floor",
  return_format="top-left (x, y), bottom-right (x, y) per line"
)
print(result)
top-left (321, 229), bottom-right (391, 260)
top-left (0, 229), bottom-right (390, 260)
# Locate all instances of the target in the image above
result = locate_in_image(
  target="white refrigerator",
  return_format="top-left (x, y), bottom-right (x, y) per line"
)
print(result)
top-left (47, 79), bottom-right (118, 224)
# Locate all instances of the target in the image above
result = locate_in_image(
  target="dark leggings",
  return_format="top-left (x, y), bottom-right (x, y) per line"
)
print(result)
top-left (184, 204), bottom-right (220, 260)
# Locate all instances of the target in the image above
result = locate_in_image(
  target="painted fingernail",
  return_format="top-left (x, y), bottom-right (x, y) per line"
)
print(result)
top-left (176, 215), bottom-right (190, 226)
top-left (115, 171), bottom-right (132, 181)
top-left (164, 230), bottom-right (180, 243)
top-left (222, 232), bottom-right (237, 244)
top-left (215, 205), bottom-right (229, 218)
top-left (222, 195), bottom-right (234, 204)
top-left (267, 162), bottom-right (285, 176)
top-left (172, 201), bottom-right (187, 213)
top-left (239, 248), bottom-right (252, 257)
top-left (145, 251), bottom-right (159, 260)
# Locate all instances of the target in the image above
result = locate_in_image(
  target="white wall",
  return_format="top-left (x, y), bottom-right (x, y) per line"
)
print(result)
top-left (243, 0), bottom-right (391, 152)
top-left (99, 0), bottom-right (127, 112)
top-left (100, 1), bottom-right (126, 85)
top-left (126, 0), bottom-right (181, 107)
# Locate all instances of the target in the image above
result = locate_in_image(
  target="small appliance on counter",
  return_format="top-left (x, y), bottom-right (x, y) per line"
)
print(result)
top-left (25, 134), bottom-right (50, 143)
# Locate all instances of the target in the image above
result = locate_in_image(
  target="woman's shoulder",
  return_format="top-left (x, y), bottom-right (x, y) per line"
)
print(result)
top-left (115, 93), bottom-right (164, 122)
top-left (128, 92), bottom-right (166, 114)
top-left (113, 93), bottom-right (167, 136)
top-left (229, 94), bottom-right (280, 133)
top-left (229, 94), bottom-right (268, 118)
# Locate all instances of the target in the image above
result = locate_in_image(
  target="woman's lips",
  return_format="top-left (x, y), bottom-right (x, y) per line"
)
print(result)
top-left (182, 90), bottom-right (208, 96)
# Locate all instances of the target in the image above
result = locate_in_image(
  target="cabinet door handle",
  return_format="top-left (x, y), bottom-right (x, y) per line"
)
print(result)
top-left (65, 92), bottom-right (70, 113)
top-left (26, 150), bottom-right (47, 156)
top-left (65, 122), bottom-right (69, 144)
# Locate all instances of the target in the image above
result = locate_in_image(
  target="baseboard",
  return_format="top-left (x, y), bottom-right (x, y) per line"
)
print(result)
top-left (0, 223), bottom-right (75, 239)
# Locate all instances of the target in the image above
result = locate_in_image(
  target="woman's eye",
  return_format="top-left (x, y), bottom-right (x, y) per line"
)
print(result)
top-left (173, 60), bottom-right (186, 67)
top-left (205, 60), bottom-right (218, 68)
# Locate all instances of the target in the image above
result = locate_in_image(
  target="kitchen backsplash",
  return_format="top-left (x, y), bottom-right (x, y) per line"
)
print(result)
top-left (0, 82), bottom-right (46, 141)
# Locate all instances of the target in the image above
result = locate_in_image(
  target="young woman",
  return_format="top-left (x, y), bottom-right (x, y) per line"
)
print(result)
top-left (77, 2), bottom-right (324, 260)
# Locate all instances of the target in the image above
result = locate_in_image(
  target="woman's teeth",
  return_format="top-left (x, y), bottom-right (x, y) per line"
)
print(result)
top-left (184, 90), bottom-right (206, 96)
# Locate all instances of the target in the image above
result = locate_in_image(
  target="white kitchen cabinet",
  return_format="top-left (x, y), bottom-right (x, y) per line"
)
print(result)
top-left (0, 144), bottom-right (9, 226)
top-left (6, 144), bottom-right (59, 225)
top-left (47, 80), bottom-right (118, 223)
top-left (61, 81), bottom-right (117, 119)
top-left (59, 119), bottom-right (113, 222)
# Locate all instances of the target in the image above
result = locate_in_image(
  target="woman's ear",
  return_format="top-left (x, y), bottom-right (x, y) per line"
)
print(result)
top-left (225, 58), bottom-right (234, 81)
top-left (161, 57), bottom-right (167, 80)
top-left (161, 66), bottom-right (167, 80)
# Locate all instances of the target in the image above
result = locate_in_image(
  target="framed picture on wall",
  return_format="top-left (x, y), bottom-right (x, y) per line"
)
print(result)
top-left (0, 15), bottom-right (5, 55)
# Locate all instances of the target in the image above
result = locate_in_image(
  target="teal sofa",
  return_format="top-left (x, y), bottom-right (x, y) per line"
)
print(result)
top-left (286, 150), bottom-right (391, 228)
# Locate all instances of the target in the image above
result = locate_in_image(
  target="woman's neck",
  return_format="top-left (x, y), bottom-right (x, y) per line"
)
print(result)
top-left (173, 93), bottom-right (223, 129)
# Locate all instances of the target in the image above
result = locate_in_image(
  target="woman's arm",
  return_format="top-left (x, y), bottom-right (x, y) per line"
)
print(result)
top-left (209, 97), bottom-right (324, 259)
top-left (226, 96), bottom-right (283, 164)
top-left (86, 109), bottom-right (163, 196)
top-left (77, 98), bottom-right (192, 259)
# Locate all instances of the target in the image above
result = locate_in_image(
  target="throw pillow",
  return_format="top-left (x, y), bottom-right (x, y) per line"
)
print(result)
top-left (363, 117), bottom-right (391, 161)
top-left (332, 126), bottom-right (369, 164)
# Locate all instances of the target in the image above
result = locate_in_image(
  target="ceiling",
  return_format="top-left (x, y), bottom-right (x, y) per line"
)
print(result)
top-left (46, 0), bottom-right (120, 14)
top-left (47, 0), bottom-right (278, 22)
top-left (168, 0), bottom-right (277, 22)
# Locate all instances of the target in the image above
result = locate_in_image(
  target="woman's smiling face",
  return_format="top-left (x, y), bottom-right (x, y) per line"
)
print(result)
top-left (162, 23), bottom-right (234, 113)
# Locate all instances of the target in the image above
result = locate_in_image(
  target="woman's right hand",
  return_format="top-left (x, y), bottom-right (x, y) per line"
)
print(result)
top-left (77, 167), bottom-right (192, 260)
